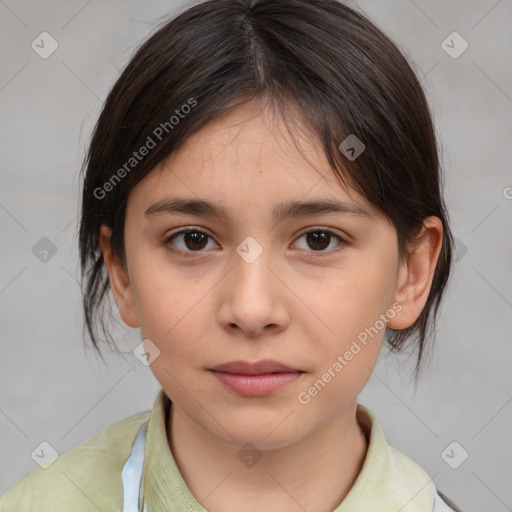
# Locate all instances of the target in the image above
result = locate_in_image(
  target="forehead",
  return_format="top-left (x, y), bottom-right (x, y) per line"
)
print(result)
top-left (170, 101), bottom-right (322, 175)
top-left (129, 100), bottom-right (377, 216)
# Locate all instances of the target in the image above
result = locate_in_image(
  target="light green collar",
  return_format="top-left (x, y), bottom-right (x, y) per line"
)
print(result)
top-left (142, 389), bottom-right (436, 511)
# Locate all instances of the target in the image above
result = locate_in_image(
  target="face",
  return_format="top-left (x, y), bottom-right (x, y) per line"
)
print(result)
top-left (110, 100), bottom-right (408, 450)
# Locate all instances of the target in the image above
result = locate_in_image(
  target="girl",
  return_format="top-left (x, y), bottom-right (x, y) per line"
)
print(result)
top-left (0, 0), bottom-right (462, 510)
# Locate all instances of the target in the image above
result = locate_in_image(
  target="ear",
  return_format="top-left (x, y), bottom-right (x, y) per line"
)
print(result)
top-left (387, 216), bottom-right (444, 330)
top-left (98, 225), bottom-right (140, 328)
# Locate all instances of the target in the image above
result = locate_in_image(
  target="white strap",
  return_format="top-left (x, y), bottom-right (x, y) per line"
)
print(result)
top-left (432, 492), bottom-right (457, 512)
top-left (121, 422), bottom-right (149, 512)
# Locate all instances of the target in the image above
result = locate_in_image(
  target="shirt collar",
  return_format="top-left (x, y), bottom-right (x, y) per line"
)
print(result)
top-left (142, 389), bottom-right (436, 512)
top-left (335, 404), bottom-right (436, 511)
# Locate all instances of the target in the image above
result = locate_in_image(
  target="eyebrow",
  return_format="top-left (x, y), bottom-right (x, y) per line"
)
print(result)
top-left (144, 197), bottom-right (376, 224)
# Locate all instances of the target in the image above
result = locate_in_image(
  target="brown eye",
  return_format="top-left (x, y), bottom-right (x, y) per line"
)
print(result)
top-left (293, 228), bottom-right (346, 256)
top-left (165, 229), bottom-right (217, 254)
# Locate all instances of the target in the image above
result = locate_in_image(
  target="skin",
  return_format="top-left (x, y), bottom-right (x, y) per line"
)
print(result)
top-left (99, 98), bottom-right (443, 512)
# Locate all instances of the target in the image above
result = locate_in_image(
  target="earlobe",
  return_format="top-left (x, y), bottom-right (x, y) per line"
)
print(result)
top-left (99, 225), bottom-right (140, 328)
top-left (387, 216), bottom-right (443, 330)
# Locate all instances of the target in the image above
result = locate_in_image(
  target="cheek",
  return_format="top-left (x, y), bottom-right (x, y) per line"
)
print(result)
top-left (298, 288), bottom-right (386, 412)
top-left (304, 254), bottom-right (397, 378)
top-left (129, 255), bottom-right (208, 359)
top-left (133, 273), bottom-right (210, 400)
top-left (313, 268), bottom-right (395, 341)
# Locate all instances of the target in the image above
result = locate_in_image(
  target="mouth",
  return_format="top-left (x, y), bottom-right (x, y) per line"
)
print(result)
top-left (208, 360), bottom-right (305, 396)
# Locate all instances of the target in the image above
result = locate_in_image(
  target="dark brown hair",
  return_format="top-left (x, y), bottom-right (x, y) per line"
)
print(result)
top-left (78, 0), bottom-right (454, 379)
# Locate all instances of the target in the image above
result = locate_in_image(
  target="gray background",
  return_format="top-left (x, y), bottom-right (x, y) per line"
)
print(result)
top-left (1, 1), bottom-right (511, 510)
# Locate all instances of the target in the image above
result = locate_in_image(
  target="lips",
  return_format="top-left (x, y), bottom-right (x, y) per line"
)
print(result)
top-left (209, 360), bottom-right (304, 396)
top-left (209, 359), bottom-right (303, 375)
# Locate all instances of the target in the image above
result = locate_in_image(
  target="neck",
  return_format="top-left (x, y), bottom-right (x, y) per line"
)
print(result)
top-left (166, 400), bottom-right (369, 512)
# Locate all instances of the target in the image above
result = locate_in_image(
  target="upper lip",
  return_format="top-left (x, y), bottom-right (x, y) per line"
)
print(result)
top-left (209, 360), bottom-right (303, 375)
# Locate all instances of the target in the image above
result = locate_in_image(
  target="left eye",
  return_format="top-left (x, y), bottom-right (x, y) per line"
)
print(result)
top-left (165, 229), bottom-right (217, 254)
top-left (293, 228), bottom-right (345, 255)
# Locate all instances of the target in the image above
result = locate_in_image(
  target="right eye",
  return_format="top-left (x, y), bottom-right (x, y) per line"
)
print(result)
top-left (164, 228), bottom-right (219, 257)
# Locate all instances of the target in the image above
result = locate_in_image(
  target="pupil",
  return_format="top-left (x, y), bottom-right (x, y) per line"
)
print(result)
top-left (185, 231), bottom-right (207, 251)
top-left (307, 231), bottom-right (329, 251)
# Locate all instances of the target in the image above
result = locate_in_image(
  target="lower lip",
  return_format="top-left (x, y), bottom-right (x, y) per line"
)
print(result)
top-left (210, 371), bottom-right (303, 396)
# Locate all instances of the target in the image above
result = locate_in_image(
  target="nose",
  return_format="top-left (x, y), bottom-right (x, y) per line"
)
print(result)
top-left (217, 245), bottom-right (290, 338)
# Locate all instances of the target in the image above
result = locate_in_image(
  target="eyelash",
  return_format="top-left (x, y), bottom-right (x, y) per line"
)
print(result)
top-left (163, 226), bottom-right (348, 259)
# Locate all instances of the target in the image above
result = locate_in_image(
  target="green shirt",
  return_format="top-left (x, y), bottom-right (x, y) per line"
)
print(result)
top-left (0, 388), bottom-right (448, 511)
